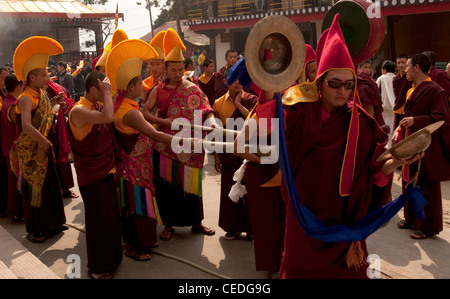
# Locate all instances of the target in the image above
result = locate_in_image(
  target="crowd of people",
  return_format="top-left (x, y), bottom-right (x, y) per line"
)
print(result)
top-left (0, 15), bottom-right (449, 280)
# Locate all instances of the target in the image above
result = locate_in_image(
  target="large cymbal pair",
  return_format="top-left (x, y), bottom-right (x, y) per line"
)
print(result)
top-left (244, 0), bottom-right (386, 92)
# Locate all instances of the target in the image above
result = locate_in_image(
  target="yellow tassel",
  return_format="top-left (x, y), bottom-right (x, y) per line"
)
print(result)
top-left (345, 241), bottom-right (366, 270)
top-left (190, 167), bottom-right (199, 195)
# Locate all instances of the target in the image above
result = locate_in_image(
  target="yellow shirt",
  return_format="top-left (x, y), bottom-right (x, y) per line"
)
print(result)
top-left (114, 97), bottom-right (141, 135)
top-left (213, 90), bottom-right (244, 126)
top-left (198, 73), bottom-right (214, 85)
top-left (15, 86), bottom-right (40, 114)
top-left (198, 53), bottom-right (205, 66)
top-left (69, 97), bottom-right (96, 142)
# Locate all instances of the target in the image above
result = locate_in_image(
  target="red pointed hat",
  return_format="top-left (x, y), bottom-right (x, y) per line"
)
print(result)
top-left (91, 48), bottom-right (104, 70)
top-left (316, 13), bottom-right (355, 79)
top-left (317, 13), bottom-right (359, 197)
top-left (304, 44), bottom-right (316, 65)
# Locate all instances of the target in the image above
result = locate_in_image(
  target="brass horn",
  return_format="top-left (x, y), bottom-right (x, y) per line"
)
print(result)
top-left (245, 15), bottom-right (306, 92)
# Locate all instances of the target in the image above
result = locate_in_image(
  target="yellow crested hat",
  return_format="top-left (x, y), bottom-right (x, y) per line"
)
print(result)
top-left (13, 36), bottom-right (64, 81)
top-left (106, 39), bottom-right (158, 91)
top-left (164, 28), bottom-right (186, 62)
top-left (96, 29), bottom-right (129, 68)
top-left (150, 30), bottom-right (166, 60)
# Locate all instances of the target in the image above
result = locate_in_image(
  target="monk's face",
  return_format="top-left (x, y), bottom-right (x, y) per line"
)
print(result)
top-left (29, 68), bottom-right (49, 89)
top-left (306, 61), bottom-right (317, 82)
top-left (359, 62), bottom-right (372, 76)
top-left (320, 69), bottom-right (355, 113)
top-left (405, 58), bottom-right (419, 82)
top-left (165, 61), bottom-right (185, 83)
top-left (205, 62), bottom-right (215, 76)
top-left (225, 52), bottom-right (238, 68)
top-left (127, 77), bottom-right (142, 100)
top-left (396, 57), bottom-right (407, 74)
top-left (148, 59), bottom-right (165, 79)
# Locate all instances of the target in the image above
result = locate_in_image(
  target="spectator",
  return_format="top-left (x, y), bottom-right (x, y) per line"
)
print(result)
top-left (57, 61), bottom-right (75, 98)
top-left (376, 60), bottom-right (396, 143)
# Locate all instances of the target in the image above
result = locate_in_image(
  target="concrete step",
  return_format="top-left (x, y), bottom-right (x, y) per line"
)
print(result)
top-left (0, 225), bottom-right (59, 279)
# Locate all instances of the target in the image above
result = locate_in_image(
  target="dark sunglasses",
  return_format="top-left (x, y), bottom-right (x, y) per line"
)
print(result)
top-left (324, 79), bottom-right (355, 90)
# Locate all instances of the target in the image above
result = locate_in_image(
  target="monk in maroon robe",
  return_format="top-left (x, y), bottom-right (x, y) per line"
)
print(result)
top-left (422, 51), bottom-right (450, 96)
top-left (215, 50), bottom-right (238, 100)
top-left (393, 54), bottom-right (413, 130)
top-left (395, 53), bottom-right (450, 239)
top-left (213, 79), bottom-right (257, 240)
top-left (68, 72), bottom-right (122, 279)
top-left (1, 74), bottom-right (23, 221)
top-left (279, 14), bottom-right (421, 279)
top-left (356, 67), bottom-right (386, 129)
top-left (199, 59), bottom-right (217, 107)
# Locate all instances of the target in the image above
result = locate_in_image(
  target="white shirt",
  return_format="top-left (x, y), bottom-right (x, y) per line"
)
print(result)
top-left (376, 72), bottom-right (396, 111)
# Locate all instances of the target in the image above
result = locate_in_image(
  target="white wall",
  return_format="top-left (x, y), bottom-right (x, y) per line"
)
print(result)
top-left (215, 29), bottom-right (231, 71)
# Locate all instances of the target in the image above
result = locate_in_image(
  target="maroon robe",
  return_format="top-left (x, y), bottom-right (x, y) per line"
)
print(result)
top-left (280, 99), bottom-right (391, 279)
top-left (401, 80), bottom-right (450, 235)
top-left (199, 73), bottom-right (217, 107)
top-left (46, 83), bottom-right (75, 192)
top-left (0, 90), bottom-right (8, 216)
top-left (215, 66), bottom-right (228, 100)
top-left (357, 70), bottom-right (385, 127)
top-left (1, 94), bottom-right (22, 218)
top-left (393, 74), bottom-right (413, 129)
top-left (216, 92), bottom-right (257, 235)
top-left (67, 105), bottom-right (123, 274)
top-left (243, 99), bottom-right (285, 273)
top-left (429, 66), bottom-right (450, 96)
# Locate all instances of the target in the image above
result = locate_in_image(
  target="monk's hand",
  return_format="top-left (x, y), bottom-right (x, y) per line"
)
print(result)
top-left (99, 78), bottom-right (112, 95)
top-left (50, 95), bottom-right (64, 107)
top-left (399, 117), bottom-right (414, 129)
top-left (392, 129), bottom-right (399, 145)
top-left (234, 91), bottom-right (243, 106)
top-left (162, 118), bottom-right (173, 128)
top-left (393, 152), bottom-right (425, 167)
top-left (381, 152), bottom-right (424, 176)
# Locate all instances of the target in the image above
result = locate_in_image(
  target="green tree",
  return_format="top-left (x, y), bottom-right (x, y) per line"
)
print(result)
top-left (142, 0), bottom-right (199, 40)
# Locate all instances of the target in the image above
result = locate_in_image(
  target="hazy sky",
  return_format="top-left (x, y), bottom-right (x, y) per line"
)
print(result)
top-left (81, 0), bottom-right (161, 49)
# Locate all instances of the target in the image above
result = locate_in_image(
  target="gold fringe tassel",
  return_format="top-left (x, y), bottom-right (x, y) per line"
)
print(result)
top-left (345, 241), bottom-right (367, 270)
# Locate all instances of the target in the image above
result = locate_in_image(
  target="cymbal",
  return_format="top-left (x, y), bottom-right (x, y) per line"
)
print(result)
top-left (376, 121), bottom-right (444, 162)
top-left (245, 15), bottom-right (305, 92)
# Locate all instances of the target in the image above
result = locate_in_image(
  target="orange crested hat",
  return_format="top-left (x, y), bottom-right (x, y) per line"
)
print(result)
top-left (150, 30), bottom-right (166, 60)
top-left (13, 36), bottom-right (64, 81)
top-left (106, 39), bottom-right (158, 91)
top-left (164, 28), bottom-right (186, 62)
top-left (96, 29), bottom-right (129, 68)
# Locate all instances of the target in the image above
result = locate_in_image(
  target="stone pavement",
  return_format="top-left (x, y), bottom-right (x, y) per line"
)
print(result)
top-left (1, 154), bottom-right (449, 279)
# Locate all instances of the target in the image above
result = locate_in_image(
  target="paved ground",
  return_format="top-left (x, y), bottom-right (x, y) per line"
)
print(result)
top-left (1, 154), bottom-right (450, 280)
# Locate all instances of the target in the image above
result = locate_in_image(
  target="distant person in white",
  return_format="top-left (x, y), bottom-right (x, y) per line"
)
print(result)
top-left (376, 60), bottom-right (396, 147)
